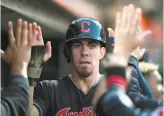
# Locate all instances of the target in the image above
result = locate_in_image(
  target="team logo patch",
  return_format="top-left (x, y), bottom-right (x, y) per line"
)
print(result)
top-left (56, 107), bottom-right (98, 116)
top-left (81, 21), bottom-right (91, 33)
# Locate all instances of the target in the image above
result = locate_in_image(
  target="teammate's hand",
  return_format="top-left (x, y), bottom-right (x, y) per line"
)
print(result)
top-left (107, 28), bottom-right (149, 61)
top-left (2, 19), bottom-right (31, 65)
top-left (28, 22), bottom-right (52, 62)
top-left (131, 47), bottom-right (146, 60)
top-left (112, 4), bottom-right (150, 58)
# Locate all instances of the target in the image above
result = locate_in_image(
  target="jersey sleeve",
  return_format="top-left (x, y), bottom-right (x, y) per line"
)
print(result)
top-left (33, 80), bottom-right (55, 116)
top-left (127, 66), bottom-right (143, 95)
top-left (127, 56), bottom-right (161, 108)
top-left (1, 75), bottom-right (29, 116)
top-left (128, 55), bottom-right (153, 97)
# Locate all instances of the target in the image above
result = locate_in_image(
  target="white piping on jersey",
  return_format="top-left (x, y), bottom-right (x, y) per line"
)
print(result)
top-left (68, 74), bottom-right (104, 92)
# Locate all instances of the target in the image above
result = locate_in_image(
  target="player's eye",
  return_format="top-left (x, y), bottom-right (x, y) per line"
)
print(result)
top-left (72, 43), bottom-right (81, 48)
top-left (89, 43), bottom-right (97, 48)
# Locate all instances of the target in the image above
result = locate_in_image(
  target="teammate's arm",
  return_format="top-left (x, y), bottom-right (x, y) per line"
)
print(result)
top-left (111, 4), bottom-right (162, 109)
top-left (1, 19), bottom-right (31, 116)
top-left (27, 22), bottom-right (52, 116)
top-left (28, 87), bottom-right (39, 116)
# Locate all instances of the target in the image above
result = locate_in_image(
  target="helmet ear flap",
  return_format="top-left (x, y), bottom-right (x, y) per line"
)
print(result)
top-left (63, 45), bottom-right (71, 63)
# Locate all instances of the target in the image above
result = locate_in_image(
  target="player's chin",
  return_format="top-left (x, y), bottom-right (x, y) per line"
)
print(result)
top-left (78, 69), bottom-right (93, 78)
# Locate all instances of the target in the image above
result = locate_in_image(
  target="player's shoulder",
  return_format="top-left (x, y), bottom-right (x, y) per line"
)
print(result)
top-left (38, 75), bottom-right (71, 87)
top-left (56, 75), bottom-right (72, 86)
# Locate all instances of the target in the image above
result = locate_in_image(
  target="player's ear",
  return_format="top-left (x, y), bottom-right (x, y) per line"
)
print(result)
top-left (99, 47), bottom-right (106, 60)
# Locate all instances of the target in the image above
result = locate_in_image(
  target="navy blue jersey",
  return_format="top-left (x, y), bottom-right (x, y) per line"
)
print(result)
top-left (33, 75), bottom-right (103, 116)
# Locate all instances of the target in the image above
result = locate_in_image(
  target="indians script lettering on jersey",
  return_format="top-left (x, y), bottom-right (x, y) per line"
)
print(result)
top-left (56, 107), bottom-right (98, 116)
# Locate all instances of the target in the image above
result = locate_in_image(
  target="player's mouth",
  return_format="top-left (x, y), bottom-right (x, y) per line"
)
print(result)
top-left (80, 61), bottom-right (91, 64)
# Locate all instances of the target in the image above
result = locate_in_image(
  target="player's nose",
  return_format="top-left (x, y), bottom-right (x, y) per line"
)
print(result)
top-left (81, 45), bottom-right (89, 57)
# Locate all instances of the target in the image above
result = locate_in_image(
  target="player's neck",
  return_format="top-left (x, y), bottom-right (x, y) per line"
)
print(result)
top-left (71, 70), bottom-right (102, 94)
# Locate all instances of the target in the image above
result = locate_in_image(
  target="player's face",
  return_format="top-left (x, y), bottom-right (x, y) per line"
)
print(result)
top-left (71, 39), bottom-right (106, 78)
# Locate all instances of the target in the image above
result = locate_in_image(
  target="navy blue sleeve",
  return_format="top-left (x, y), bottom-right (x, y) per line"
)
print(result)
top-left (127, 92), bottom-right (163, 109)
top-left (127, 66), bottom-right (143, 95)
top-left (127, 56), bottom-right (162, 109)
top-left (128, 56), bottom-right (153, 98)
top-left (1, 75), bottom-right (29, 116)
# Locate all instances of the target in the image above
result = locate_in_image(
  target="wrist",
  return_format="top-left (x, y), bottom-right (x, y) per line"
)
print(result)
top-left (11, 62), bottom-right (28, 78)
top-left (102, 54), bottom-right (128, 68)
top-left (128, 56), bottom-right (139, 68)
top-left (113, 46), bottom-right (131, 61)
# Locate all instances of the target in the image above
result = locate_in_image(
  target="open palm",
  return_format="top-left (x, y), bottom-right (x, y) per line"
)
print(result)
top-left (28, 23), bottom-right (51, 62)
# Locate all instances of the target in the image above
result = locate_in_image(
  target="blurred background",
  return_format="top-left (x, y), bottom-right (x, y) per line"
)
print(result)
top-left (1, 0), bottom-right (163, 98)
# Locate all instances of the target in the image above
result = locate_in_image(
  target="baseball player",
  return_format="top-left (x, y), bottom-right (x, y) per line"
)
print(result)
top-left (31, 17), bottom-right (106, 116)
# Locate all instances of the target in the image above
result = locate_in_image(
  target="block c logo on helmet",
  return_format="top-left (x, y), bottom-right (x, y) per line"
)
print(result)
top-left (81, 21), bottom-right (90, 33)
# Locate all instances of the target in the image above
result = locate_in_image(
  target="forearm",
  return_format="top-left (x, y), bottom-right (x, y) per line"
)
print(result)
top-left (10, 62), bottom-right (39, 116)
top-left (28, 86), bottom-right (39, 116)
top-left (128, 92), bottom-right (162, 109)
top-left (1, 75), bottom-right (29, 116)
top-left (27, 86), bottom-right (34, 115)
top-left (128, 56), bottom-right (153, 97)
top-left (113, 46), bottom-right (131, 63)
top-left (94, 54), bottom-right (128, 106)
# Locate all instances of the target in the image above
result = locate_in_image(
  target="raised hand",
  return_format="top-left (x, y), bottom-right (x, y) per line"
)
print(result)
top-left (107, 4), bottom-right (151, 61)
top-left (28, 22), bottom-right (52, 62)
top-left (113, 4), bottom-right (142, 54)
top-left (107, 27), bottom-right (150, 61)
top-left (2, 19), bottom-right (31, 65)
